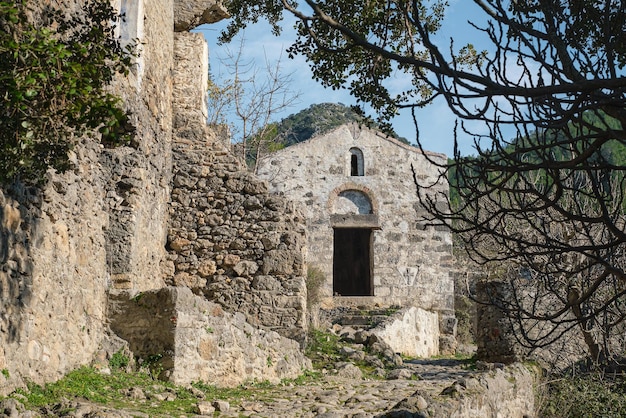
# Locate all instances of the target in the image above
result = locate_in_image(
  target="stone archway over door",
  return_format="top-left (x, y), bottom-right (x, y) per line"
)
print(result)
top-left (333, 228), bottom-right (373, 296)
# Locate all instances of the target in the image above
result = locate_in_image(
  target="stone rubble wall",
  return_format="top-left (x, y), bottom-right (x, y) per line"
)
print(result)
top-left (0, 0), bottom-right (175, 396)
top-left (476, 279), bottom-right (588, 371)
top-left (166, 32), bottom-right (308, 341)
top-left (451, 364), bottom-right (538, 418)
top-left (103, 0), bottom-right (173, 292)
top-left (0, 150), bottom-right (111, 396)
top-left (475, 280), bottom-right (525, 364)
top-left (109, 287), bottom-right (310, 386)
top-left (395, 363), bottom-right (539, 418)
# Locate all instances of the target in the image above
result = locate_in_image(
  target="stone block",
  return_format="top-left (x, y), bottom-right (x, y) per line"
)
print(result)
top-left (197, 260), bottom-right (216, 277)
top-left (222, 254), bottom-right (240, 267)
top-left (109, 287), bottom-right (310, 387)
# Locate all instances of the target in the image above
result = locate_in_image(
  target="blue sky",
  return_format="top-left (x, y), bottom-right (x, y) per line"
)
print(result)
top-left (195, 1), bottom-right (492, 157)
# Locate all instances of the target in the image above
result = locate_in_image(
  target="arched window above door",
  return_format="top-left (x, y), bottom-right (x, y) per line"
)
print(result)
top-left (335, 190), bottom-right (373, 214)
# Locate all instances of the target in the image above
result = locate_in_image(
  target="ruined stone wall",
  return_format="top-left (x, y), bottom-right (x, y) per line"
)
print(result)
top-left (256, 125), bottom-right (455, 346)
top-left (103, 0), bottom-right (174, 292)
top-left (372, 307), bottom-right (440, 358)
top-left (476, 279), bottom-right (588, 370)
top-left (0, 0), bottom-right (175, 395)
top-left (426, 363), bottom-right (539, 418)
top-left (166, 32), bottom-right (308, 341)
top-left (109, 287), bottom-right (310, 386)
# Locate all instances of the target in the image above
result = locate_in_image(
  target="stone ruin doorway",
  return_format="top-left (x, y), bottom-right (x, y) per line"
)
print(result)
top-left (333, 227), bottom-right (373, 296)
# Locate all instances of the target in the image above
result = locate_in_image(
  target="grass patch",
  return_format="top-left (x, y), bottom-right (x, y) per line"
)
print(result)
top-left (306, 266), bottom-right (325, 306)
top-left (305, 329), bottom-right (344, 369)
top-left (108, 350), bottom-right (130, 370)
top-left (3, 330), bottom-right (394, 415)
top-left (305, 329), bottom-right (392, 379)
top-left (6, 367), bottom-right (293, 417)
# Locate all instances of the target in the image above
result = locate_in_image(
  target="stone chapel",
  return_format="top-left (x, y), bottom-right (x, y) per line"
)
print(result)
top-left (256, 123), bottom-right (457, 347)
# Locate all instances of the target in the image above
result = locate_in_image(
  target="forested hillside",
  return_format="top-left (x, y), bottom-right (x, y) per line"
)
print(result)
top-left (274, 103), bottom-right (362, 145)
top-left (247, 102), bottom-right (411, 167)
top-left (447, 111), bottom-right (626, 211)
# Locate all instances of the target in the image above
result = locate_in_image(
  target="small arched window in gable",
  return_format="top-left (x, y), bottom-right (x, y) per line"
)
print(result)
top-left (349, 147), bottom-right (364, 176)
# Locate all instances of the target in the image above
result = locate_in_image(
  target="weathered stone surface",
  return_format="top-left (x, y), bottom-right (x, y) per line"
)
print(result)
top-left (335, 362), bottom-right (363, 379)
top-left (233, 260), bottom-right (259, 276)
top-left (7, 351), bottom-right (540, 418)
top-left (212, 400), bottom-right (230, 412)
top-left (475, 280), bottom-right (524, 364)
top-left (1, 0), bottom-right (176, 396)
top-left (381, 364), bottom-right (538, 418)
top-left (197, 259), bottom-right (217, 277)
top-left (196, 401), bottom-right (215, 415)
top-left (256, 123), bottom-right (456, 351)
top-left (371, 307), bottom-right (440, 358)
top-left (167, 32), bottom-right (308, 340)
top-left (174, 1), bottom-right (230, 31)
top-left (108, 287), bottom-right (310, 386)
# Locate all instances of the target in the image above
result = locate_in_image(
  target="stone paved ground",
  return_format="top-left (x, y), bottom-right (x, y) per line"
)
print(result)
top-left (214, 358), bottom-right (474, 418)
top-left (2, 357), bottom-right (538, 417)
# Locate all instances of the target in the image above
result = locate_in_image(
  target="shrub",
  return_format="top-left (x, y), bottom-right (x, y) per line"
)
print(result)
top-left (306, 266), bottom-right (325, 306)
top-left (0, 0), bottom-right (134, 185)
top-left (109, 350), bottom-right (130, 370)
top-left (540, 373), bottom-right (626, 417)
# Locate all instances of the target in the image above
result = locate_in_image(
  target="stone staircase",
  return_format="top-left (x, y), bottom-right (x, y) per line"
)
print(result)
top-left (322, 306), bottom-right (401, 330)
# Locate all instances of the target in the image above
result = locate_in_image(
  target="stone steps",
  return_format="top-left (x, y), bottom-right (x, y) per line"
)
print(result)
top-left (326, 307), bottom-right (400, 330)
top-left (334, 314), bottom-right (391, 329)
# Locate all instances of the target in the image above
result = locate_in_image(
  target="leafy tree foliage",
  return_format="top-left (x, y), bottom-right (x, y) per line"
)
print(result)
top-left (221, 0), bottom-right (626, 366)
top-left (0, 0), bottom-right (134, 185)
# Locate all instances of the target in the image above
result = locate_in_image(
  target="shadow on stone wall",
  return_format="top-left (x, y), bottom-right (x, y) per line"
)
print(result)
top-left (0, 184), bottom-right (39, 344)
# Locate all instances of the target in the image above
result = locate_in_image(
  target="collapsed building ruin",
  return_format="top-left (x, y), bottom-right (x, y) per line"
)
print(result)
top-left (0, 0), bottom-right (456, 395)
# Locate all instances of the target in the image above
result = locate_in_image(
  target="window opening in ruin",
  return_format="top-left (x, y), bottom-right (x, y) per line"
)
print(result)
top-left (333, 228), bottom-right (373, 296)
top-left (349, 148), bottom-right (364, 176)
top-left (116, 0), bottom-right (144, 89)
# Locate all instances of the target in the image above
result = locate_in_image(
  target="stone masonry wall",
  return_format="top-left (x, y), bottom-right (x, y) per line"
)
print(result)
top-left (103, 0), bottom-right (174, 292)
top-left (109, 287), bottom-right (310, 386)
top-left (257, 125), bottom-right (454, 309)
top-left (0, 148), bottom-right (111, 396)
top-left (0, 0), bottom-right (312, 395)
top-left (476, 279), bottom-right (589, 370)
top-left (166, 32), bottom-right (308, 341)
top-left (0, 0), bottom-right (176, 395)
top-left (256, 125), bottom-right (456, 349)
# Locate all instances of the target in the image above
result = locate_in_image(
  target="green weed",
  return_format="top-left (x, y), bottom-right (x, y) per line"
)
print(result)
top-left (109, 350), bottom-right (130, 370)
